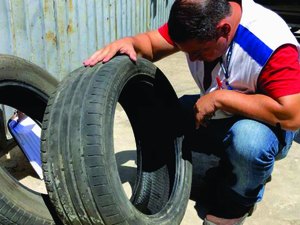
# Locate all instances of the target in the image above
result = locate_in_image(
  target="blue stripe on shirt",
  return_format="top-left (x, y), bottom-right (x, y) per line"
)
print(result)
top-left (234, 25), bottom-right (273, 66)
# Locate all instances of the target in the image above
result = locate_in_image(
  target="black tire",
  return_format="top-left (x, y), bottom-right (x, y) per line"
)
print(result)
top-left (0, 55), bottom-right (59, 224)
top-left (42, 56), bottom-right (192, 225)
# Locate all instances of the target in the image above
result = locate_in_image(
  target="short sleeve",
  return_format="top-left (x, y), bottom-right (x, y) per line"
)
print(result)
top-left (158, 23), bottom-right (175, 46)
top-left (258, 44), bottom-right (300, 99)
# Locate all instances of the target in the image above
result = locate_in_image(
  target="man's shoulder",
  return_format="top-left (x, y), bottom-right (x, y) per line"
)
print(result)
top-left (239, 2), bottom-right (298, 53)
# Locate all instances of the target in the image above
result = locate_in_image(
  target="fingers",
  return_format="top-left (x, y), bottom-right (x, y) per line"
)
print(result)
top-left (83, 43), bottom-right (137, 67)
top-left (128, 51), bottom-right (137, 62)
top-left (195, 114), bottom-right (213, 129)
top-left (194, 104), bottom-right (214, 129)
top-left (83, 47), bottom-right (112, 66)
top-left (102, 48), bottom-right (119, 63)
top-left (196, 114), bottom-right (214, 128)
top-left (119, 46), bottom-right (137, 62)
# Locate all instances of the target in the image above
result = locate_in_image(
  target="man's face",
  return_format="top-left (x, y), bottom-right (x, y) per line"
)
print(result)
top-left (176, 37), bottom-right (229, 62)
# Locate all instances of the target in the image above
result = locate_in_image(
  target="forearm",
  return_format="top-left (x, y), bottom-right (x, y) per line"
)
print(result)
top-left (131, 31), bottom-right (178, 62)
top-left (214, 90), bottom-right (300, 131)
top-left (129, 33), bottom-right (155, 60)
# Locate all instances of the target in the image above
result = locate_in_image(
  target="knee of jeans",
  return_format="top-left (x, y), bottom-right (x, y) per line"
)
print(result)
top-left (226, 119), bottom-right (278, 167)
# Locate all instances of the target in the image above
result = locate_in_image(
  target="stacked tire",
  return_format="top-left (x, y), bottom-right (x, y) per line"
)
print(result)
top-left (0, 55), bottom-right (58, 225)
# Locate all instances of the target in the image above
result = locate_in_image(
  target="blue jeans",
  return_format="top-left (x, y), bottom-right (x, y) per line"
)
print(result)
top-left (179, 95), bottom-right (297, 218)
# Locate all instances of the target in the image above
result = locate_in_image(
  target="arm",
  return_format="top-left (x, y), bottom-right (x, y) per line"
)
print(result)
top-left (194, 90), bottom-right (300, 131)
top-left (195, 44), bottom-right (300, 131)
top-left (83, 30), bottom-right (178, 66)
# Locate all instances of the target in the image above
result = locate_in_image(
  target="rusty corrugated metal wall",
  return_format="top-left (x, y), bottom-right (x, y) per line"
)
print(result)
top-left (0, 0), bottom-right (174, 80)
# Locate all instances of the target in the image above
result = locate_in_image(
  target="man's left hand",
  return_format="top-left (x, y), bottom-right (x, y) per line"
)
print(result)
top-left (194, 92), bottom-right (217, 128)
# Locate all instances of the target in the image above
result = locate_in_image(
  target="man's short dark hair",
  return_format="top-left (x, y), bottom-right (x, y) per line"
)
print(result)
top-left (168, 0), bottom-right (231, 43)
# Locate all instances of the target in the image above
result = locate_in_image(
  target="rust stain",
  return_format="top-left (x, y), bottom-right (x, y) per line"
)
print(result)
top-left (45, 32), bottom-right (57, 45)
top-left (44, 0), bottom-right (49, 13)
top-left (67, 0), bottom-right (74, 34)
top-left (67, 23), bottom-right (74, 34)
top-left (69, 0), bottom-right (73, 11)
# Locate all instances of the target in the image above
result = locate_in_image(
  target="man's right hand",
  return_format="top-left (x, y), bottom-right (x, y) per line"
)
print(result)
top-left (83, 37), bottom-right (137, 67)
top-left (83, 30), bottom-right (178, 67)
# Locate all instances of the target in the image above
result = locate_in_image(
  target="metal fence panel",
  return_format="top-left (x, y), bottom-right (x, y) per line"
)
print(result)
top-left (0, 0), bottom-right (174, 80)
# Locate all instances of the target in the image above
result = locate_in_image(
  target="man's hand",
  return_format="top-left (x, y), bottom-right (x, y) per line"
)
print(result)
top-left (83, 30), bottom-right (178, 67)
top-left (83, 38), bottom-right (137, 66)
top-left (194, 92), bottom-right (218, 128)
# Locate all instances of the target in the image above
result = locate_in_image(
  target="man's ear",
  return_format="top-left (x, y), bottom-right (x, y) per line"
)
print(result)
top-left (217, 22), bottom-right (231, 38)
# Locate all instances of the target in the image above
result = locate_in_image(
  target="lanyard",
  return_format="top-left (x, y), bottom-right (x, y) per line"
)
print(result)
top-left (219, 41), bottom-right (234, 90)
